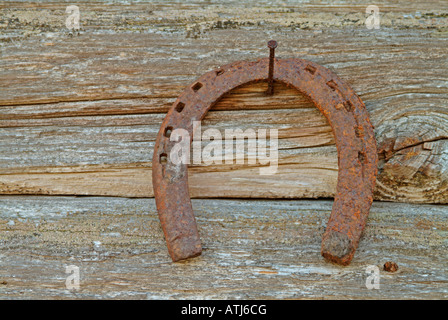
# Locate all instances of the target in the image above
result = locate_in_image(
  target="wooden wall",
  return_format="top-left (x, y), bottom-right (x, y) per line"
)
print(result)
top-left (1, 0), bottom-right (447, 203)
top-left (0, 1), bottom-right (447, 300)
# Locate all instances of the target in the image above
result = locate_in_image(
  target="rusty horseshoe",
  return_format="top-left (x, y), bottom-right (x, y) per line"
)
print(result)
top-left (152, 41), bottom-right (378, 266)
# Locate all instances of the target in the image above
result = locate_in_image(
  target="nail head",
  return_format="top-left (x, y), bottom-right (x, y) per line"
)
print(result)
top-left (267, 40), bottom-right (278, 49)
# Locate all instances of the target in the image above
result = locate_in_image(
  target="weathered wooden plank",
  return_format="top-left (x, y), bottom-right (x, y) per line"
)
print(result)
top-left (1, 1), bottom-right (447, 203)
top-left (0, 196), bottom-right (447, 299)
top-left (0, 83), bottom-right (339, 198)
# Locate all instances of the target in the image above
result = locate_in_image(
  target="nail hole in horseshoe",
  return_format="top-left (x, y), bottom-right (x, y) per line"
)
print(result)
top-left (164, 126), bottom-right (173, 138)
top-left (355, 125), bottom-right (364, 138)
top-left (358, 151), bottom-right (366, 163)
top-left (216, 69), bottom-right (225, 76)
top-left (326, 80), bottom-right (338, 91)
top-left (192, 82), bottom-right (203, 92)
top-left (305, 65), bottom-right (316, 75)
top-left (159, 153), bottom-right (168, 165)
top-left (344, 100), bottom-right (354, 112)
top-left (175, 102), bottom-right (185, 113)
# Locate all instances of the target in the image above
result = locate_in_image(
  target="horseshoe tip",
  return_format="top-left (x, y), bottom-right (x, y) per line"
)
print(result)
top-left (171, 250), bottom-right (202, 263)
top-left (169, 240), bottom-right (202, 263)
top-left (321, 230), bottom-right (356, 266)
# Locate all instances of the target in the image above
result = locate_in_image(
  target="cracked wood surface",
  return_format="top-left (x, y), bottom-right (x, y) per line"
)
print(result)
top-left (1, 0), bottom-right (448, 203)
top-left (0, 196), bottom-right (447, 299)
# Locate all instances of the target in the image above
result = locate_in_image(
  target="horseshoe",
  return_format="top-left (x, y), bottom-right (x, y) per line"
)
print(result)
top-left (152, 41), bottom-right (378, 266)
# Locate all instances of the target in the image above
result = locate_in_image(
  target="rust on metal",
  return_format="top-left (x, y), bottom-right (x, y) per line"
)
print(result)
top-left (266, 39), bottom-right (277, 95)
top-left (152, 41), bottom-right (378, 265)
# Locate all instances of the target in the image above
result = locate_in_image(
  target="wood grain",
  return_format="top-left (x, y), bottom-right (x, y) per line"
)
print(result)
top-left (1, 1), bottom-right (447, 203)
top-left (0, 196), bottom-right (447, 299)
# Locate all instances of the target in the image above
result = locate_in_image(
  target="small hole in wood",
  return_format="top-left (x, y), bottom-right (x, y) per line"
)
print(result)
top-left (192, 82), bottom-right (203, 92)
top-left (305, 65), bottom-right (316, 75)
top-left (164, 126), bottom-right (173, 138)
top-left (175, 102), bottom-right (185, 113)
top-left (160, 153), bottom-right (168, 165)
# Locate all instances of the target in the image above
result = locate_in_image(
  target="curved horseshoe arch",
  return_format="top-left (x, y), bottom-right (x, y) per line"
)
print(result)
top-left (152, 57), bottom-right (378, 266)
